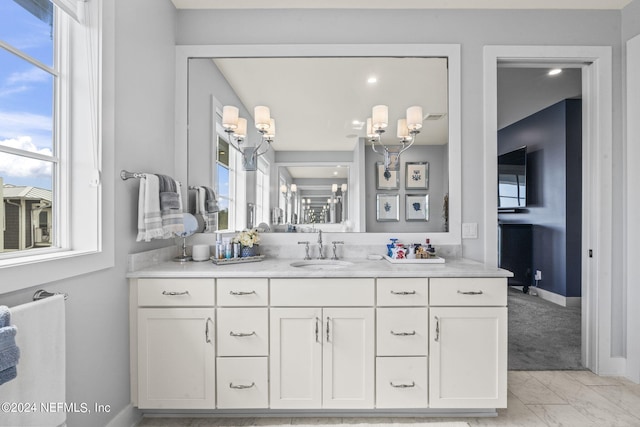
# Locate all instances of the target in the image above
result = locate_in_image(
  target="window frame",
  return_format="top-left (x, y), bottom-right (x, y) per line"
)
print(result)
top-left (0, 0), bottom-right (114, 294)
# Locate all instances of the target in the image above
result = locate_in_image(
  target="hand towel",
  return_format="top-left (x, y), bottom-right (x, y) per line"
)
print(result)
top-left (0, 305), bottom-right (9, 328)
top-left (0, 365), bottom-right (17, 385)
top-left (0, 326), bottom-right (20, 371)
top-left (136, 175), bottom-right (164, 242)
top-left (203, 186), bottom-right (219, 213)
top-left (159, 176), bottom-right (185, 237)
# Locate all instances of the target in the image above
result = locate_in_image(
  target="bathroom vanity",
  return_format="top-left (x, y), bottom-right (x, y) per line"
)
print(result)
top-left (128, 256), bottom-right (511, 416)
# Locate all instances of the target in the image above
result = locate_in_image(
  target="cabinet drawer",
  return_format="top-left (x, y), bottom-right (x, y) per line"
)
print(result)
top-left (137, 278), bottom-right (215, 307)
top-left (270, 278), bottom-right (374, 306)
top-left (376, 357), bottom-right (428, 408)
top-left (217, 308), bottom-right (268, 356)
top-left (377, 308), bottom-right (428, 356)
top-left (217, 278), bottom-right (268, 306)
top-left (430, 278), bottom-right (507, 306)
top-left (377, 278), bottom-right (428, 306)
top-left (216, 357), bottom-right (268, 409)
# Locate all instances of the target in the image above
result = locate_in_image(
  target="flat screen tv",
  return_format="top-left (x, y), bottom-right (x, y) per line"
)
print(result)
top-left (498, 146), bottom-right (527, 209)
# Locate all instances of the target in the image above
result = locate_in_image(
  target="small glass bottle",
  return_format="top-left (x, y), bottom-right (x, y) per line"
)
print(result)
top-left (223, 238), bottom-right (232, 259)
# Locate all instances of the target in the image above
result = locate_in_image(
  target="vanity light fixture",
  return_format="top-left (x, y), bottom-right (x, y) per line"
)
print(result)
top-left (222, 105), bottom-right (275, 171)
top-left (548, 68), bottom-right (562, 76)
top-left (367, 105), bottom-right (422, 178)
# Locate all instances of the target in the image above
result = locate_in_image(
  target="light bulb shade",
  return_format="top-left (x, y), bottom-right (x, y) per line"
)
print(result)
top-left (406, 106), bottom-right (423, 131)
top-left (366, 118), bottom-right (377, 138)
top-left (341, 183), bottom-right (348, 192)
top-left (372, 105), bottom-right (388, 130)
top-left (327, 198), bottom-right (332, 204)
top-left (254, 106), bottom-right (271, 131)
top-left (222, 106), bottom-right (239, 130)
top-left (233, 117), bottom-right (247, 138)
top-left (331, 184), bottom-right (338, 193)
top-left (280, 184), bottom-right (288, 194)
top-left (265, 118), bottom-right (276, 138)
top-left (397, 118), bottom-right (410, 139)
top-left (290, 184), bottom-right (297, 193)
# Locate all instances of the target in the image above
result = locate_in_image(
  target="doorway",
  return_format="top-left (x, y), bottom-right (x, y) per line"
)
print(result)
top-left (483, 46), bottom-right (617, 376)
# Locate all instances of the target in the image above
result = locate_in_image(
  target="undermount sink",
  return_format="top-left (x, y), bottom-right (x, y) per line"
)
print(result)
top-left (290, 260), bottom-right (354, 270)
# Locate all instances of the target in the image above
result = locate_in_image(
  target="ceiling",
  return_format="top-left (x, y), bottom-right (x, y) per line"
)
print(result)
top-left (213, 57), bottom-right (449, 152)
top-left (172, 0), bottom-right (631, 9)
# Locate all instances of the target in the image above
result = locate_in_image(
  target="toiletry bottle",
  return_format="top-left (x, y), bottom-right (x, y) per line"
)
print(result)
top-left (223, 237), bottom-right (232, 259)
top-left (215, 234), bottom-right (224, 259)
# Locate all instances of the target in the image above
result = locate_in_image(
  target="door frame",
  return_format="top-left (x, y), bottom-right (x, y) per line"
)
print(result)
top-left (483, 45), bottom-right (622, 376)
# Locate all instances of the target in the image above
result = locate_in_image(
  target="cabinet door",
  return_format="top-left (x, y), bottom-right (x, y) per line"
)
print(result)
top-left (270, 308), bottom-right (322, 409)
top-left (137, 308), bottom-right (215, 409)
top-left (429, 307), bottom-right (507, 409)
top-left (322, 308), bottom-right (374, 409)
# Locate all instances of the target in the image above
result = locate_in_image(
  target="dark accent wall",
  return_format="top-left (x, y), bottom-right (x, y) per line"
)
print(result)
top-left (498, 99), bottom-right (582, 298)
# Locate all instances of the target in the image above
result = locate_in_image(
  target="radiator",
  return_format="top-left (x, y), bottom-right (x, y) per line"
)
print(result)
top-left (0, 294), bottom-right (66, 427)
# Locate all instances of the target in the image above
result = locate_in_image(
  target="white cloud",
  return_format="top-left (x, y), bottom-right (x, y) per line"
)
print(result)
top-left (6, 68), bottom-right (50, 86)
top-left (0, 136), bottom-right (52, 178)
top-left (0, 111), bottom-right (52, 150)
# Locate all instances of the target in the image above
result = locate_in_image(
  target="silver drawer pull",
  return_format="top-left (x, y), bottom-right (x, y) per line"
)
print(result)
top-left (229, 331), bottom-right (256, 337)
top-left (162, 290), bottom-right (190, 296)
top-left (457, 290), bottom-right (484, 295)
top-left (390, 290), bottom-right (416, 295)
top-left (230, 290), bottom-right (256, 296)
top-left (229, 382), bottom-right (255, 389)
top-left (205, 317), bottom-right (213, 343)
top-left (390, 381), bottom-right (415, 388)
top-left (391, 330), bottom-right (416, 336)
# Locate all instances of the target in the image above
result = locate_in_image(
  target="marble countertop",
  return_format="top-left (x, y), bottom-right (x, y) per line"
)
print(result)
top-left (127, 256), bottom-right (513, 279)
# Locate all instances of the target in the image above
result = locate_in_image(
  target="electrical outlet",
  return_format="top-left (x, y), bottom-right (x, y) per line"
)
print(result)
top-left (462, 222), bottom-right (478, 239)
top-left (535, 270), bottom-right (542, 281)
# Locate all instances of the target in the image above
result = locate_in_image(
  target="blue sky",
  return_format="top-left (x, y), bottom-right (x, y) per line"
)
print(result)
top-left (0, 0), bottom-right (54, 190)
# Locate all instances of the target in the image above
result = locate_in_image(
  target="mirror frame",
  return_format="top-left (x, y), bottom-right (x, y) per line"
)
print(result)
top-left (175, 44), bottom-right (461, 245)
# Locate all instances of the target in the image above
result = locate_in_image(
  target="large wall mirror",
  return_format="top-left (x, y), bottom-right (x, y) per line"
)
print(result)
top-left (175, 44), bottom-right (461, 244)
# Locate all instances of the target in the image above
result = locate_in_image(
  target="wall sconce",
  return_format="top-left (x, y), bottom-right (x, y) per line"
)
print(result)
top-left (222, 105), bottom-right (275, 171)
top-left (367, 105), bottom-right (422, 177)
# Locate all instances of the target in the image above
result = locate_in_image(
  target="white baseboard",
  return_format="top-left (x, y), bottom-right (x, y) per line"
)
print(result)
top-left (105, 404), bottom-right (142, 427)
top-left (534, 287), bottom-right (581, 308)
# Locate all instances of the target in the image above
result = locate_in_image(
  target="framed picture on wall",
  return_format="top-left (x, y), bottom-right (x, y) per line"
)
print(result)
top-left (406, 162), bottom-right (429, 189)
top-left (376, 162), bottom-right (400, 190)
top-left (376, 193), bottom-right (400, 222)
top-left (405, 194), bottom-right (429, 221)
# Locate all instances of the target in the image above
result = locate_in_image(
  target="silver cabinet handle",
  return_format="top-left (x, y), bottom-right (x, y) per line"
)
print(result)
top-left (391, 290), bottom-right (416, 295)
top-left (434, 316), bottom-right (440, 342)
top-left (229, 290), bottom-right (256, 296)
top-left (457, 290), bottom-right (484, 295)
top-left (205, 317), bottom-right (213, 343)
top-left (326, 316), bottom-right (331, 342)
top-left (162, 290), bottom-right (190, 296)
top-left (391, 330), bottom-right (416, 336)
top-left (390, 381), bottom-right (416, 388)
top-left (229, 382), bottom-right (255, 389)
top-left (229, 331), bottom-right (256, 337)
top-left (315, 317), bottom-right (320, 343)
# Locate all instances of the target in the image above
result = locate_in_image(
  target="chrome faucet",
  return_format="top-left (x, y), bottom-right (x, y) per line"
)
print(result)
top-left (317, 230), bottom-right (325, 259)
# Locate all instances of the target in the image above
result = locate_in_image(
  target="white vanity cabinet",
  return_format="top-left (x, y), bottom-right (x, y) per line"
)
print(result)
top-left (216, 278), bottom-right (269, 409)
top-left (376, 278), bottom-right (429, 408)
top-left (428, 278), bottom-right (508, 409)
top-left (269, 278), bottom-right (375, 409)
top-left (133, 278), bottom-right (216, 409)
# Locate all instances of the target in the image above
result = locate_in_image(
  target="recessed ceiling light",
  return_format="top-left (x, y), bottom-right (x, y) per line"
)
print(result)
top-left (367, 76), bottom-right (377, 84)
top-left (333, 171), bottom-right (338, 176)
top-left (548, 68), bottom-right (562, 76)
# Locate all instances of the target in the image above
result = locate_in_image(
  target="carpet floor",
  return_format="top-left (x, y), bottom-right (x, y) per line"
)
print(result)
top-left (508, 287), bottom-right (583, 370)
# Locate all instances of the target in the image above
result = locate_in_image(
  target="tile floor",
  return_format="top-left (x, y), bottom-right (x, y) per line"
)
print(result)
top-left (138, 371), bottom-right (640, 427)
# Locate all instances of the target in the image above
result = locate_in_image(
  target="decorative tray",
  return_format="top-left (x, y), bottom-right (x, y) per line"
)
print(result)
top-left (383, 255), bottom-right (445, 264)
top-left (210, 255), bottom-right (265, 265)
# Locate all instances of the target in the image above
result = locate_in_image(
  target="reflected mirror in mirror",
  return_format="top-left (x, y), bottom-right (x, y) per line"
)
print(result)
top-left (186, 55), bottom-right (450, 234)
top-left (275, 164), bottom-right (350, 233)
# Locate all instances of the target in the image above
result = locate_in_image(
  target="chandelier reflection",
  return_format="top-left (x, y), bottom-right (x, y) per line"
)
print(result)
top-left (222, 105), bottom-right (275, 171)
top-left (367, 105), bottom-right (422, 178)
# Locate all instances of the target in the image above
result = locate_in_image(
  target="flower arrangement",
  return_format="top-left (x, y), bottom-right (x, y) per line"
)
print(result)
top-left (233, 228), bottom-right (260, 248)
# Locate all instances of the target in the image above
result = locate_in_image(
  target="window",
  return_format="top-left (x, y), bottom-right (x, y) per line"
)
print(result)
top-left (0, 0), bottom-right (56, 254)
top-left (0, 0), bottom-right (110, 293)
top-left (255, 157), bottom-right (270, 226)
top-left (215, 135), bottom-right (233, 231)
